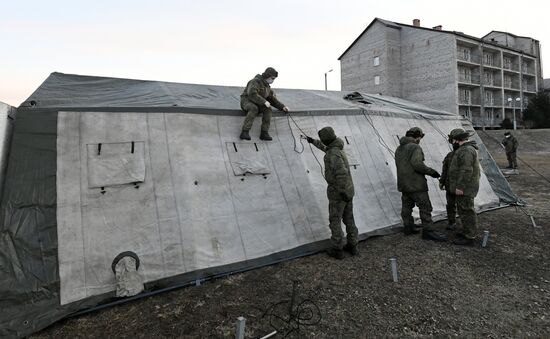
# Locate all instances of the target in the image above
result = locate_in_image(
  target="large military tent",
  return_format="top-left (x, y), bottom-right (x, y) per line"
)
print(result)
top-left (0, 73), bottom-right (519, 337)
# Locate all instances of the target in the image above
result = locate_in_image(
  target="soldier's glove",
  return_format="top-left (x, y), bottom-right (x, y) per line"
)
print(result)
top-left (282, 106), bottom-right (289, 113)
top-left (306, 136), bottom-right (314, 144)
top-left (439, 182), bottom-right (445, 190)
top-left (264, 101), bottom-right (271, 108)
top-left (340, 192), bottom-right (351, 202)
top-left (430, 171), bottom-right (441, 178)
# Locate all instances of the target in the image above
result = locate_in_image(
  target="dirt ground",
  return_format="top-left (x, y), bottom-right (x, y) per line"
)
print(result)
top-left (32, 129), bottom-right (550, 338)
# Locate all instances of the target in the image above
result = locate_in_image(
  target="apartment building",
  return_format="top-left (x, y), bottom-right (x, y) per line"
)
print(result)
top-left (339, 18), bottom-right (543, 128)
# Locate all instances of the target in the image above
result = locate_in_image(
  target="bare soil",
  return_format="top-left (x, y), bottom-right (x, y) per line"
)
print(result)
top-left (32, 129), bottom-right (550, 338)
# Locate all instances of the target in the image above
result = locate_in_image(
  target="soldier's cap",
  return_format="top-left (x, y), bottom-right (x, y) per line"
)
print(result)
top-left (504, 131), bottom-right (511, 136)
top-left (262, 67), bottom-right (278, 79)
top-left (318, 126), bottom-right (336, 145)
top-left (405, 127), bottom-right (424, 138)
top-left (448, 128), bottom-right (472, 141)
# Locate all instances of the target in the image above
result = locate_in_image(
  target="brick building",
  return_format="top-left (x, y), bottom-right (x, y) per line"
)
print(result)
top-left (339, 18), bottom-right (544, 128)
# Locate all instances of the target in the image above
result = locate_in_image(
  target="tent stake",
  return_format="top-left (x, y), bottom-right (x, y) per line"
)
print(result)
top-left (235, 316), bottom-right (246, 339)
top-left (482, 231), bottom-right (490, 248)
top-left (390, 258), bottom-right (398, 282)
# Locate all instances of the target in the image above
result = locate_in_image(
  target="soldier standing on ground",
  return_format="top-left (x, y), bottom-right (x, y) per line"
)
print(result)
top-left (307, 127), bottom-right (358, 259)
top-left (395, 127), bottom-right (446, 242)
top-left (439, 129), bottom-right (463, 231)
top-left (239, 67), bottom-right (289, 141)
top-left (448, 129), bottom-right (480, 246)
top-left (501, 131), bottom-right (519, 169)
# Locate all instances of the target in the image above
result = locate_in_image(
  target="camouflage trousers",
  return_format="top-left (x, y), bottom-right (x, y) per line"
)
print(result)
top-left (400, 191), bottom-right (435, 231)
top-left (328, 199), bottom-right (358, 250)
top-left (446, 191), bottom-right (457, 225)
top-left (456, 195), bottom-right (477, 239)
top-left (506, 151), bottom-right (517, 169)
top-left (240, 99), bottom-right (273, 132)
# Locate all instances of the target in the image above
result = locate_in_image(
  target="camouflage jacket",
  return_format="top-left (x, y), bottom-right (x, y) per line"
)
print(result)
top-left (240, 74), bottom-right (285, 110)
top-left (312, 138), bottom-right (355, 200)
top-left (439, 150), bottom-right (455, 190)
top-left (448, 141), bottom-right (480, 197)
top-left (501, 135), bottom-right (518, 154)
top-left (395, 136), bottom-right (439, 193)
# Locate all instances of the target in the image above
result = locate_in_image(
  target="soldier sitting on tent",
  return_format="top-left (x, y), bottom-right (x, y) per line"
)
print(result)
top-left (239, 67), bottom-right (289, 141)
top-left (307, 127), bottom-right (358, 259)
top-left (501, 131), bottom-right (519, 169)
top-left (395, 127), bottom-right (446, 242)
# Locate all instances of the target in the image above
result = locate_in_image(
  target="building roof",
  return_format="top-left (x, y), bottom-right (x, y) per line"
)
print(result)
top-left (339, 18), bottom-right (537, 60)
top-left (482, 30), bottom-right (539, 42)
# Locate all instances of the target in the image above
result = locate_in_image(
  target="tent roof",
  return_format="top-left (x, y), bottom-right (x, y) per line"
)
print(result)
top-left (21, 72), bottom-right (455, 117)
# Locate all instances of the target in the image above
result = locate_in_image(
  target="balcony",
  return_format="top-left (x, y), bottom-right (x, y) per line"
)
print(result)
top-left (459, 97), bottom-right (480, 105)
top-left (483, 78), bottom-right (502, 87)
top-left (457, 53), bottom-right (481, 64)
top-left (522, 84), bottom-right (536, 92)
top-left (503, 81), bottom-right (520, 90)
top-left (458, 74), bottom-right (480, 85)
top-left (503, 62), bottom-right (520, 72)
top-left (522, 65), bottom-right (535, 75)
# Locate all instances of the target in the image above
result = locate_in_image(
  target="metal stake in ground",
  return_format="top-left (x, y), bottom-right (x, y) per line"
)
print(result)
top-left (235, 316), bottom-right (246, 339)
top-left (390, 258), bottom-right (398, 282)
top-left (482, 230), bottom-right (490, 248)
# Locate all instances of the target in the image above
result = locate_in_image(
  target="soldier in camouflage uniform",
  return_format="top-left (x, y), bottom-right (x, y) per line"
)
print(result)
top-left (439, 129), bottom-right (463, 231)
top-left (447, 128), bottom-right (480, 246)
top-left (307, 127), bottom-right (358, 259)
top-left (395, 127), bottom-right (446, 242)
top-left (239, 67), bottom-right (289, 141)
top-left (501, 131), bottom-right (519, 169)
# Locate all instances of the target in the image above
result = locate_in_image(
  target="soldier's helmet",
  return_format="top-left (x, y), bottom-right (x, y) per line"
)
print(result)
top-left (405, 127), bottom-right (425, 138)
top-left (448, 128), bottom-right (470, 141)
top-left (504, 131), bottom-right (511, 136)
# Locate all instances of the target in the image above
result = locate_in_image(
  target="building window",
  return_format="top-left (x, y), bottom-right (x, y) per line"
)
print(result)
top-left (462, 48), bottom-right (471, 61)
top-left (504, 74), bottom-right (512, 88)
top-left (460, 89), bottom-right (471, 104)
top-left (459, 67), bottom-right (471, 83)
top-left (374, 76), bottom-right (380, 85)
top-left (484, 71), bottom-right (493, 85)
top-left (373, 56), bottom-right (380, 66)
top-left (503, 57), bottom-right (511, 69)
top-left (485, 91), bottom-right (493, 105)
top-left (483, 53), bottom-right (493, 66)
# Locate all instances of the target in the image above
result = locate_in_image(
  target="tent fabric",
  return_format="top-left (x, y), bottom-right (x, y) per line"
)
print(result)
top-left (0, 73), bottom-right (520, 338)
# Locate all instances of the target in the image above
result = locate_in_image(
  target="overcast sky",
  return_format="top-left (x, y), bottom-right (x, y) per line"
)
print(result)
top-left (1, 0), bottom-right (549, 106)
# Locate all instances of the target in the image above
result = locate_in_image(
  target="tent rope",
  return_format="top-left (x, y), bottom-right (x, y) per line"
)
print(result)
top-left (286, 113), bottom-right (325, 179)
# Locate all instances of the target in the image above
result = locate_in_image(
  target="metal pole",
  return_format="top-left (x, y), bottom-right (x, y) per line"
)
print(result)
top-left (235, 316), bottom-right (246, 339)
top-left (482, 230), bottom-right (490, 248)
top-left (513, 101), bottom-right (517, 130)
top-left (390, 258), bottom-right (398, 282)
top-left (324, 72), bottom-right (328, 91)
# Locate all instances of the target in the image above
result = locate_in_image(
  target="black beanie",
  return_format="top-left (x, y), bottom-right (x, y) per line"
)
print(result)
top-left (262, 67), bottom-right (278, 79)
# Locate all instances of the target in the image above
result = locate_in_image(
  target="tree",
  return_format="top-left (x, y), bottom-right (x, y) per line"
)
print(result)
top-left (523, 91), bottom-right (550, 128)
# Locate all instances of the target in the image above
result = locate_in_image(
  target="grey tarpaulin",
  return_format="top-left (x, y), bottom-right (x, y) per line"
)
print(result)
top-left (0, 73), bottom-right (520, 338)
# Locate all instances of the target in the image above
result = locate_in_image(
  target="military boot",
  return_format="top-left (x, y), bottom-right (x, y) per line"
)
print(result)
top-left (259, 131), bottom-right (273, 141)
top-left (452, 234), bottom-right (474, 246)
top-left (403, 224), bottom-right (419, 235)
top-left (446, 223), bottom-right (457, 231)
top-left (343, 243), bottom-right (359, 256)
top-left (327, 248), bottom-right (344, 260)
top-left (240, 130), bottom-right (251, 140)
top-left (422, 230), bottom-right (448, 242)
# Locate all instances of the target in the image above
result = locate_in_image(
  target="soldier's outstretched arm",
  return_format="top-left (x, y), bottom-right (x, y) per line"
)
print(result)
top-left (311, 139), bottom-right (327, 152)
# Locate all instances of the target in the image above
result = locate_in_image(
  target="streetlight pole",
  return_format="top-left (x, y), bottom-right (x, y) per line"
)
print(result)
top-left (324, 69), bottom-right (333, 91)
top-left (507, 97), bottom-right (521, 130)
